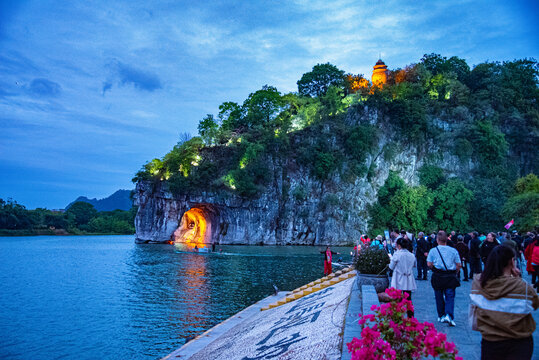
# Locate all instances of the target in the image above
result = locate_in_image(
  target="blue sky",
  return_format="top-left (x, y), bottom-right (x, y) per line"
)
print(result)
top-left (1, 0), bottom-right (538, 209)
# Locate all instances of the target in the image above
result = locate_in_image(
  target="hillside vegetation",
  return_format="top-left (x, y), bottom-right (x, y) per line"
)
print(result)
top-left (133, 54), bottom-right (539, 233)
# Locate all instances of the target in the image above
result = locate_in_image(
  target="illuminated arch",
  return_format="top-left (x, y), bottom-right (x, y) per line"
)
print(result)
top-left (173, 205), bottom-right (221, 249)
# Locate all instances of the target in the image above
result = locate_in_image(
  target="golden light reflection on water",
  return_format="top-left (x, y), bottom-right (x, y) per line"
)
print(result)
top-left (174, 253), bottom-right (210, 340)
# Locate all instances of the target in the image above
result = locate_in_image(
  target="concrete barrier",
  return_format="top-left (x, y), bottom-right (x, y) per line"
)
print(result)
top-left (340, 282), bottom-right (379, 360)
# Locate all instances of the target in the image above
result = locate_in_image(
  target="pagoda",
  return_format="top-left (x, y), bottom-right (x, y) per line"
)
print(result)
top-left (371, 59), bottom-right (388, 87)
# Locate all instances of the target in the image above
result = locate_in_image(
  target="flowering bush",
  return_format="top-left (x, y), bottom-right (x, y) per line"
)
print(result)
top-left (347, 288), bottom-right (462, 360)
top-left (355, 246), bottom-right (390, 274)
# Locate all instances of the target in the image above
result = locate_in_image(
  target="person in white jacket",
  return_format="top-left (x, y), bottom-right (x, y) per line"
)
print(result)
top-left (389, 237), bottom-right (417, 317)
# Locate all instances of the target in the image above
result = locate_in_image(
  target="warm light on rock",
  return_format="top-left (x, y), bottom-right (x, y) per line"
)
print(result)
top-left (173, 208), bottom-right (208, 248)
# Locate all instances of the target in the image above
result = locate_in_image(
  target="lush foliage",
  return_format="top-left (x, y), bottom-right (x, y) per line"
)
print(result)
top-left (133, 55), bottom-right (538, 232)
top-left (355, 246), bottom-right (390, 275)
top-left (0, 199), bottom-right (136, 235)
top-left (370, 167), bottom-right (479, 235)
top-left (348, 288), bottom-right (462, 360)
top-left (502, 174), bottom-right (539, 231)
top-left (297, 63), bottom-right (345, 97)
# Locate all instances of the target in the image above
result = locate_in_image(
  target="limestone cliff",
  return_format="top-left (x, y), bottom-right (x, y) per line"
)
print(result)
top-left (134, 107), bottom-right (473, 246)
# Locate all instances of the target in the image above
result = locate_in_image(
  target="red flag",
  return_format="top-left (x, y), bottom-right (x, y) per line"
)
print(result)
top-left (504, 219), bottom-right (514, 230)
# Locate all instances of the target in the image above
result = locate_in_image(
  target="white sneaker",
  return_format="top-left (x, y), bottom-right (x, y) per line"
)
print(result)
top-left (449, 319), bottom-right (456, 327)
top-left (440, 315), bottom-right (450, 323)
top-left (437, 317), bottom-right (443, 322)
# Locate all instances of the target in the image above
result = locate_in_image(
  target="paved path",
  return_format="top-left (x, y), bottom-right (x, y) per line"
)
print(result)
top-left (166, 278), bottom-right (354, 360)
top-left (410, 271), bottom-right (539, 360)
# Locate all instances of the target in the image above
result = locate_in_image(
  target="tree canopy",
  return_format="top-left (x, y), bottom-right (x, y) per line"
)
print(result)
top-left (297, 63), bottom-right (346, 97)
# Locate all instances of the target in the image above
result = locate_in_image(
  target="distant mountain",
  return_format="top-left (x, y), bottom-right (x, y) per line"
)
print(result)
top-left (66, 190), bottom-right (133, 211)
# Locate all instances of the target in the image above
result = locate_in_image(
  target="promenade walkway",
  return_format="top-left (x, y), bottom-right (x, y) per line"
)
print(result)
top-left (411, 271), bottom-right (539, 360)
top-left (164, 268), bottom-right (539, 360)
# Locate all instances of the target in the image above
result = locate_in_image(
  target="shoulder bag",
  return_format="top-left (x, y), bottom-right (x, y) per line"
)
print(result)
top-left (431, 246), bottom-right (461, 290)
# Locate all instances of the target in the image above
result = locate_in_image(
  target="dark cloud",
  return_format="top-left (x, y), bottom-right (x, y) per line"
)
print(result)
top-left (117, 62), bottom-right (162, 91)
top-left (102, 81), bottom-right (112, 96)
top-left (28, 78), bottom-right (61, 97)
top-left (103, 60), bottom-right (162, 94)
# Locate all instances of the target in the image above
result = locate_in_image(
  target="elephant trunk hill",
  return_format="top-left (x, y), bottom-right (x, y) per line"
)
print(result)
top-left (133, 56), bottom-right (539, 244)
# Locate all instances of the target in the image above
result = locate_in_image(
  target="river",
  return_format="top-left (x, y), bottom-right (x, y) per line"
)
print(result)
top-left (0, 235), bottom-right (352, 359)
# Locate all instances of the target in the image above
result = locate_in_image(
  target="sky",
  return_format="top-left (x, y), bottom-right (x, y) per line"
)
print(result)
top-left (0, 0), bottom-right (538, 209)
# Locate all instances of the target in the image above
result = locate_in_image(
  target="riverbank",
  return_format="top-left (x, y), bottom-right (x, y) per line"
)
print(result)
top-left (0, 229), bottom-right (135, 236)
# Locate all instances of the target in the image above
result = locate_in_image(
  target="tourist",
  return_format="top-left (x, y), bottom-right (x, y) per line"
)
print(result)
top-left (389, 237), bottom-right (416, 317)
top-left (480, 232), bottom-right (500, 266)
top-left (371, 235), bottom-right (384, 250)
top-left (320, 246), bottom-right (338, 275)
top-left (470, 245), bottom-right (538, 360)
top-left (524, 235), bottom-right (538, 286)
top-left (388, 231), bottom-right (398, 254)
top-left (529, 240), bottom-right (539, 288)
top-left (512, 231), bottom-right (524, 271)
top-left (523, 232), bottom-right (536, 250)
top-left (502, 234), bottom-right (518, 256)
top-left (429, 232), bottom-right (437, 248)
top-left (455, 235), bottom-right (469, 281)
top-left (446, 232), bottom-right (456, 248)
top-left (469, 231), bottom-right (482, 277)
top-left (427, 230), bottom-right (461, 326)
top-left (415, 231), bottom-right (430, 280)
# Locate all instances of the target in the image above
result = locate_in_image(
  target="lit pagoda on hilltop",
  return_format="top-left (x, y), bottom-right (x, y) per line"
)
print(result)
top-left (371, 59), bottom-right (388, 87)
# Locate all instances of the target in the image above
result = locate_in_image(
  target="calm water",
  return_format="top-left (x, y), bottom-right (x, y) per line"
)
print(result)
top-left (0, 235), bottom-right (352, 359)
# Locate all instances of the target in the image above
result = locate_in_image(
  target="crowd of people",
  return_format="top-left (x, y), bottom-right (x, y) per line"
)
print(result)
top-left (355, 229), bottom-right (539, 360)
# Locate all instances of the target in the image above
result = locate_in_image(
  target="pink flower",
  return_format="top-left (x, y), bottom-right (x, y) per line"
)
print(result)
top-left (348, 288), bottom-right (460, 359)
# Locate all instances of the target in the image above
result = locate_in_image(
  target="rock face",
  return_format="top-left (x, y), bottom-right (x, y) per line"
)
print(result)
top-left (134, 108), bottom-right (474, 245)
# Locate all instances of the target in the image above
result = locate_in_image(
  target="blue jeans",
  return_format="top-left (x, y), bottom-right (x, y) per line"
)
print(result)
top-left (434, 288), bottom-right (455, 319)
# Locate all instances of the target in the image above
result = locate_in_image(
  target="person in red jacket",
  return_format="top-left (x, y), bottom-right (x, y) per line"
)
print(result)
top-left (530, 240), bottom-right (539, 288)
top-left (320, 246), bottom-right (338, 275)
top-left (524, 238), bottom-right (538, 286)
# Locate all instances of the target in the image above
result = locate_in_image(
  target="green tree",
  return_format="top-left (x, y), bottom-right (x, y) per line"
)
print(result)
top-left (314, 151), bottom-right (336, 180)
top-left (390, 185), bottom-right (433, 233)
top-left (297, 63), bottom-right (345, 97)
top-left (65, 202), bottom-right (97, 226)
top-left (345, 125), bottom-right (378, 163)
top-left (198, 114), bottom-right (219, 145)
top-left (218, 101), bottom-right (243, 136)
top-left (0, 198), bottom-right (33, 229)
top-left (418, 165), bottom-right (445, 189)
top-left (502, 174), bottom-right (539, 231)
top-left (471, 120), bottom-right (508, 164)
top-left (431, 179), bottom-right (473, 231)
top-left (242, 85), bottom-right (283, 128)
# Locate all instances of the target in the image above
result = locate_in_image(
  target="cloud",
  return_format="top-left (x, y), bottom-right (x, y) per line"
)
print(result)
top-left (117, 61), bottom-right (162, 91)
top-left (103, 60), bottom-right (162, 93)
top-left (28, 78), bottom-right (61, 97)
top-left (102, 81), bottom-right (112, 96)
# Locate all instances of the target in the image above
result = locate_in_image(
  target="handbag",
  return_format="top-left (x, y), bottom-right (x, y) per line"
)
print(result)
top-left (430, 247), bottom-right (461, 290)
top-left (468, 303), bottom-right (479, 331)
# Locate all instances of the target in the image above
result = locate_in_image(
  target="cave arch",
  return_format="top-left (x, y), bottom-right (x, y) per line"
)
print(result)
top-left (173, 205), bottom-right (220, 248)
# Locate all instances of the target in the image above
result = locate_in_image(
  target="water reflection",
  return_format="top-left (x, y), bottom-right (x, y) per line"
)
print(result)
top-left (174, 253), bottom-right (210, 339)
top-left (0, 236), bottom-right (352, 360)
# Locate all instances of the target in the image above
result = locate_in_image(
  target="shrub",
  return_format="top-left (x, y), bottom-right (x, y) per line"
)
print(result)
top-left (292, 185), bottom-right (308, 201)
top-left (348, 288), bottom-right (462, 360)
top-left (355, 247), bottom-right (390, 275)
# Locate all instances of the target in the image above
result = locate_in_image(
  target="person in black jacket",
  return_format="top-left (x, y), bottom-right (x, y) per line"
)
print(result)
top-left (455, 235), bottom-right (469, 281)
top-left (415, 231), bottom-right (430, 280)
top-left (469, 231), bottom-right (482, 277)
top-left (480, 232), bottom-right (500, 266)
